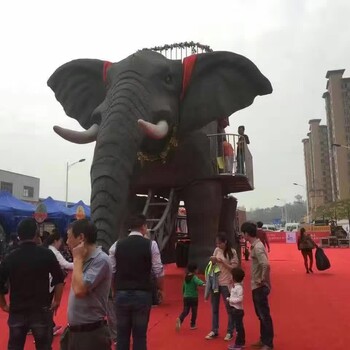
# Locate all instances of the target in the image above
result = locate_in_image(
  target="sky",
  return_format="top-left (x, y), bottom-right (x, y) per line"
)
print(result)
top-left (0, 0), bottom-right (349, 211)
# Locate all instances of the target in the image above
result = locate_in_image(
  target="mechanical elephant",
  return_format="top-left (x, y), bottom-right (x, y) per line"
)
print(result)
top-left (48, 49), bottom-right (272, 268)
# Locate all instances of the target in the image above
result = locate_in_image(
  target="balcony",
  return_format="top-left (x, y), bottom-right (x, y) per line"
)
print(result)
top-left (133, 133), bottom-right (253, 196)
top-left (206, 133), bottom-right (254, 194)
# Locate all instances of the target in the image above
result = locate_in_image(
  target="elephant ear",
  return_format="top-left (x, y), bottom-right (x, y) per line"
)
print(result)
top-left (179, 51), bottom-right (272, 135)
top-left (47, 59), bottom-right (112, 129)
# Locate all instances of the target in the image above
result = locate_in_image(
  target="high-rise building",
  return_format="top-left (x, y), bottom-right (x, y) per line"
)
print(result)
top-left (302, 120), bottom-right (332, 220)
top-left (323, 69), bottom-right (350, 201)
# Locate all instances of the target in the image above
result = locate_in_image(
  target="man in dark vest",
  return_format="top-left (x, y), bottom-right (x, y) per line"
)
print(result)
top-left (113, 214), bottom-right (164, 350)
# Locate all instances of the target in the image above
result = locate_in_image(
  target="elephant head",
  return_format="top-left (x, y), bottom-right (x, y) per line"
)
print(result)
top-left (48, 49), bottom-right (272, 250)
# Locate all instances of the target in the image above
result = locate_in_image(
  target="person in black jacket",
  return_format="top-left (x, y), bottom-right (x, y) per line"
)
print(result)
top-left (111, 214), bottom-right (164, 350)
top-left (0, 218), bottom-right (64, 350)
top-left (297, 227), bottom-right (316, 273)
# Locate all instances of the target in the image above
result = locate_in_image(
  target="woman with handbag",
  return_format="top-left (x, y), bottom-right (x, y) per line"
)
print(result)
top-left (297, 228), bottom-right (316, 273)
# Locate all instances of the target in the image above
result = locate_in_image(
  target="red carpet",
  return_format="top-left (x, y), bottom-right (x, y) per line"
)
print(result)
top-left (1, 243), bottom-right (350, 349)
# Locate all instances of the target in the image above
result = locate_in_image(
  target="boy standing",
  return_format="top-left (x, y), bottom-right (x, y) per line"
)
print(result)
top-left (176, 263), bottom-right (205, 331)
top-left (227, 267), bottom-right (246, 350)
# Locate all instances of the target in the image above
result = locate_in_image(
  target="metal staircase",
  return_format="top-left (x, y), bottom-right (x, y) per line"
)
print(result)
top-left (142, 188), bottom-right (179, 251)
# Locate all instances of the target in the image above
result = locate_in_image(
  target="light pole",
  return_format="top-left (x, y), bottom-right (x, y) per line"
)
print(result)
top-left (293, 182), bottom-right (309, 223)
top-left (277, 198), bottom-right (288, 223)
top-left (65, 159), bottom-right (86, 207)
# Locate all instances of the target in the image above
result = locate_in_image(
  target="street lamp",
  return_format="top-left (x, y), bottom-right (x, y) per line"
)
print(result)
top-left (293, 182), bottom-right (309, 223)
top-left (277, 198), bottom-right (288, 223)
top-left (65, 158), bottom-right (86, 207)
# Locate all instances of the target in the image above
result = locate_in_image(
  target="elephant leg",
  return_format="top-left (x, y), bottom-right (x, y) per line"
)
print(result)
top-left (184, 180), bottom-right (222, 272)
top-left (219, 196), bottom-right (241, 264)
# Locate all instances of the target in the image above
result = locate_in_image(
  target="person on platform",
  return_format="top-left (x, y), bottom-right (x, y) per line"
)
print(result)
top-left (61, 219), bottom-right (112, 350)
top-left (0, 218), bottom-right (64, 350)
top-left (257, 221), bottom-right (271, 253)
top-left (223, 139), bottom-right (235, 174)
top-left (297, 227), bottom-right (316, 273)
top-left (110, 214), bottom-right (164, 350)
top-left (241, 221), bottom-right (274, 350)
top-left (205, 232), bottom-right (239, 341)
top-left (236, 125), bottom-right (250, 174)
top-left (226, 267), bottom-right (246, 350)
top-left (176, 262), bottom-right (205, 331)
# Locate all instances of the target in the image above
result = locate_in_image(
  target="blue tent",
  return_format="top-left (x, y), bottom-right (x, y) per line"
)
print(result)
top-left (41, 197), bottom-right (73, 218)
top-left (0, 191), bottom-right (35, 215)
top-left (0, 191), bottom-right (35, 235)
top-left (40, 197), bottom-right (74, 235)
top-left (69, 200), bottom-right (91, 219)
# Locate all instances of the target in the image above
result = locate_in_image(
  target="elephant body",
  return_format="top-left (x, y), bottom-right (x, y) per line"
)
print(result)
top-left (48, 48), bottom-right (272, 269)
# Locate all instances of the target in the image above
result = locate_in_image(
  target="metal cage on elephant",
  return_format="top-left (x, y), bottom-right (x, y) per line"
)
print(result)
top-left (148, 41), bottom-right (213, 60)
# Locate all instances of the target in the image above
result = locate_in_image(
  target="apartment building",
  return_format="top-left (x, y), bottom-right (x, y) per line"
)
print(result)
top-left (302, 119), bottom-right (332, 220)
top-left (322, 69), bottom-right (350, 201)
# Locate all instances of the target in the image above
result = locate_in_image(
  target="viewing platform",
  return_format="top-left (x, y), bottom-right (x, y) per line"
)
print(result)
top-left (205, 132), bottom-right (254, 194)
top-left (133, 132), bottom-right (254, 197)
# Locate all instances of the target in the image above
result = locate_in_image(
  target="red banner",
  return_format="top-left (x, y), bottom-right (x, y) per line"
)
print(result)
top-left (266, 232), bottom-right (286, 243)
top-left (266, 231), bottom-right (331, 244)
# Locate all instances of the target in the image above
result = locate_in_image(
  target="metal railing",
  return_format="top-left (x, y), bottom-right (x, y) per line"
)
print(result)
top-left (147, 42), bottom-right (213, 60)
top-left (206, 133), bottom-right (253, 186)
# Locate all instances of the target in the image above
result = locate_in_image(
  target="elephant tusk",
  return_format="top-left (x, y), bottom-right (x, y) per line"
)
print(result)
top-left (53, 124), bottom-right (99, 144)
top-left (137, 119), bottom-right (169, 140)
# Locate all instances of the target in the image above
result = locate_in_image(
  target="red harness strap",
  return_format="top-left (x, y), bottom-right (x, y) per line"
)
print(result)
top-left (103, 61), bottom-right (112, 82)
top-left (180, 55), bottom-right (197, 100)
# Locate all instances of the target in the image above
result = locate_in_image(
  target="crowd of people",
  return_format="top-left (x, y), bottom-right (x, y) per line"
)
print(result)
top-left (0, 215), bottom-right (276, 350)
top-left (175, 223), bottom-right (274, 350)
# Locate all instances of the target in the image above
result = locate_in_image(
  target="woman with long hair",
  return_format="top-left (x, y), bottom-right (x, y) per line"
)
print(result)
top-left (205, 232), bottom-right (239, 341)
top-left (297, 227), bottom-right (316, 273)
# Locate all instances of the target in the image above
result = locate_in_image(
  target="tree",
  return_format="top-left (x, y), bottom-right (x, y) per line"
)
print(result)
top-left (247, 200), bottom-right (307, 224)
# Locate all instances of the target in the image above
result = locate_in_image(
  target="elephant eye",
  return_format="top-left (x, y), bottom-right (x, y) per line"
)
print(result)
top-left (165, 74), bottom-right (172, 84)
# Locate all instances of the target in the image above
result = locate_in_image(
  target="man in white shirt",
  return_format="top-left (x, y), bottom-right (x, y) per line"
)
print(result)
top-left (45, 230), bottom-right (74, 335)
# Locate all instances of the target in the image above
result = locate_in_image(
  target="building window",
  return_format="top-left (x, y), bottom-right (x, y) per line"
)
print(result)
top-left (1, 181), bottom-right (13, 194)
top-left (23, 186), bottom-right (34, 198)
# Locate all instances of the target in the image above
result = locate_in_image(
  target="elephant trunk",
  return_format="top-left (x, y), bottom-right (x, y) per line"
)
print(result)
top-left (91, 85), bottom-right (149, 250)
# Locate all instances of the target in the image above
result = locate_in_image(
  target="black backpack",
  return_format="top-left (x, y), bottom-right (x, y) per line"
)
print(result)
top-left (315, 247), bottom-right (331, 271)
